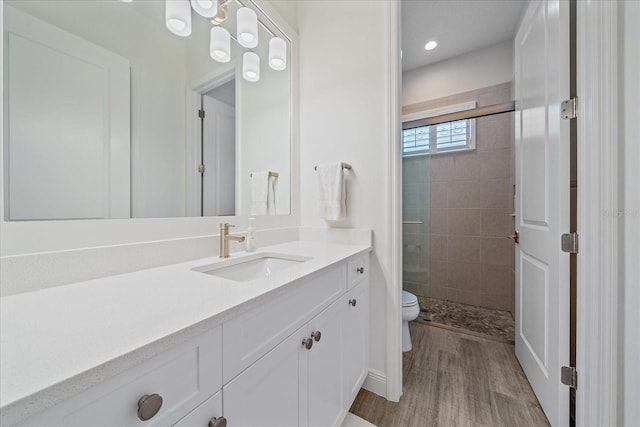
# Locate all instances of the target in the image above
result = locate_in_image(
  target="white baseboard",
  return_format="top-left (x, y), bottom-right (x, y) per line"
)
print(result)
top-left (362, 369), bottom-right (387, 398)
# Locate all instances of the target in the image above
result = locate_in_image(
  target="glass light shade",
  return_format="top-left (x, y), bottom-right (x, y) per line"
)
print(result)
top-left (237, 7), bottom-right (258, 48)
top-left (166, 0), bottom-right (192, 37)
top-left (242, 52), bottom-right (260, 82)
top-left (268, 37), bottom-right (287, 71)
top-left (190, 0), bottom-right (217, 18)
top-left (210, 27), bottom-right (230, 63)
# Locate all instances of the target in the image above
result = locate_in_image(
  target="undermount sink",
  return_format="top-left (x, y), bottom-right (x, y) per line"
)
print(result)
top-left (193, 253), bottom-right (311, 282)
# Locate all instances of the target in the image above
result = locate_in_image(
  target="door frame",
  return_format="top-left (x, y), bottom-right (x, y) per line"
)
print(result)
top-left (387, 0), bottom-right (403, 403)
top-left (186, 69), bottom-right (238, 217)
top-left (575, 1), bottom-right (620, 426)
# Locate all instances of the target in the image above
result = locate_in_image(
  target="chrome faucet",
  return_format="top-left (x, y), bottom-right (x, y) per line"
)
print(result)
top-left (219, 223), bottom-right (245, 258)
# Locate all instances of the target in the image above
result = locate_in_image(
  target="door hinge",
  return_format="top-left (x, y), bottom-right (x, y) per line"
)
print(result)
top-left (561, 97), bottom-right (578, 119)
top-left (198, 164), bottom-right (205, 174)
top-left (561, 366), bottom-right (578, 389)
top-left (561, 232), bottom-right (579, 253)
top-left (198, 109), bottom-right (205, 119)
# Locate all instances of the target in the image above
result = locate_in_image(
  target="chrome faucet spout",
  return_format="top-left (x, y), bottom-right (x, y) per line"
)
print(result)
top-left (219, 223), bottom-right (245, 258)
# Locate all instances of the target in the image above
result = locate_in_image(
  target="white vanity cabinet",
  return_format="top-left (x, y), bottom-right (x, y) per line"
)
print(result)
top-left (222, 256), bottom-right (370, 427)
top-left (15, 253), bottom-right (370, 427)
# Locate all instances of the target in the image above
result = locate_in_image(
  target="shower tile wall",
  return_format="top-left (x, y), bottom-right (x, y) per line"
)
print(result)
top-left (403, 82), bottom-right (515, 314)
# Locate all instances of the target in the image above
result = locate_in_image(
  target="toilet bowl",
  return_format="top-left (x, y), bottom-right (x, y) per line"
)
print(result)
top-left (402, 291), bottom-right (420, 352)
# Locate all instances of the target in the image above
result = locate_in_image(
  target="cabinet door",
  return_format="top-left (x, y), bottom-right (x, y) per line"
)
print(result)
top-left (306, 298), bottom-right (345, 427)
top-left (342, 281), bottom-right (370, 408)
top-left (223, 326), bottom-right (307, 427)
top-left (173, 390), bottom-right (222, 427)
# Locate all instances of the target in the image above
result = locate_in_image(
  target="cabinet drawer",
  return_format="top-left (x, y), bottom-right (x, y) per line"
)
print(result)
top-left (20, 327), bottom-right (222, 427)
top-left (347, 254), bottom-right (369, 290)
top-left (173, 390), bottom-right (223, 427)
top-left (223, 265), bottom-right (346, 383)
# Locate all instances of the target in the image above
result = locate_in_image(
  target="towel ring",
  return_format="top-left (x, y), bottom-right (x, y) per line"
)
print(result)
top-left (314, 162), bottom-right (352, 171)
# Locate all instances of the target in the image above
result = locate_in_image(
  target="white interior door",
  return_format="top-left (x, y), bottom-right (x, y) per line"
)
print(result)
top-left (202, 95), bottom-right (235, 216)
top-left (514, 1), bottom-right (570, 426)
top-left (4, 6), bottom-right (130, 220)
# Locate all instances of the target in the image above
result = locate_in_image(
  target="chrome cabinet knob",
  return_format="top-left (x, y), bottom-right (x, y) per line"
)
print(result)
top-left (311, 331), bottom-right (322, 342)
top-left (349, 299), bottom-right (357, 307)
top-left (357, 267), bottom-right (365, 274)
top-left (137, 394), bottom-right (163, 421)
top-left (302, 337), bottom-right (313, 350)
top-left (209, 417), bottom-right (227, 427)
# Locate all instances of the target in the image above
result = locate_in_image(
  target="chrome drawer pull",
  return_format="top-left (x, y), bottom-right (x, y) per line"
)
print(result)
top-left (302, 337), bottom-right (313, 350)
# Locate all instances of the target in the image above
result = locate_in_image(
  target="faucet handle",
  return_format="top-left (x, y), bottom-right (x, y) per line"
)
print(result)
top-left (220, 223), bottom-right (235, 231)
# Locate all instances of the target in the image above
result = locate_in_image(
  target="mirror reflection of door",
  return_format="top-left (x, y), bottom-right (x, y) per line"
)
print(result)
top-left (201, 80), bottom-right (236, 216)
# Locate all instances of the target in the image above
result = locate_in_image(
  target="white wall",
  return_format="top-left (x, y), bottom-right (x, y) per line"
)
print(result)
top-left (298, 0), bottom-right (398, 397)
top-left (263, 0), bottom-right (298, 32)
top-left (402, 40), bottom-right (514, 106)
top-left (621, 0), bottom-right (640, 424)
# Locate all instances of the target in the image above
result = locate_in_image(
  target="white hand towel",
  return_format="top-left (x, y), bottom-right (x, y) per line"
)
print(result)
top-left (267, 175), bottom-right (277, 215)
top-left (251, 171), bottom-right (269, 215)
top-left (317, 163), bottom-right (346, 220)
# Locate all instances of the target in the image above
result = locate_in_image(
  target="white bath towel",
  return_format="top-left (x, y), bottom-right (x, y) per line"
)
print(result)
top-left (267, 175), bottom-right (277, 215)
top-left (316, 163), bottom-right (346, 220)
top-left (251, 172), bottom-right (277, 215)
top-left (251, 172), bottom-right (268, 215)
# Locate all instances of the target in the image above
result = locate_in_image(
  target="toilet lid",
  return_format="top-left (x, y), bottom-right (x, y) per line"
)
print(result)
top-left (402, 291), bottom-right (418, 307)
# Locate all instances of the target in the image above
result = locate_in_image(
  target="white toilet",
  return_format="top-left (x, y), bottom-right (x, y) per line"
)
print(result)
top-left (402, 291), bottom-right (420, 352)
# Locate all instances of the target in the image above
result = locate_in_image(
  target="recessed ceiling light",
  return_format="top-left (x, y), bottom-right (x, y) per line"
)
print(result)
top-left (424, 41), bottom-right (438, 51)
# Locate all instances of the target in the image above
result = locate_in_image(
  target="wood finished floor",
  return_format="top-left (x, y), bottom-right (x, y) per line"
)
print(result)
top-left (350, 322), bottom-right (550, 427)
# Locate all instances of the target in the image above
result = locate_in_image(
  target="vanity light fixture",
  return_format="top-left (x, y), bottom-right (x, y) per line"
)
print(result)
top-left (237, 7), bottom-right (258, 48)
top-left (165, 0), bottom-right (287, 82)
top-left (166, 0), bottom-right (192, 37)
top-left (268, 37), bottom-right (286, 71)
top-left (190, 0), bottom-right (218, 18)
top-left (424, 40), bottom-right (438, 51)
top-left (243, 52), bottom-right (260, 82)
top-left (210, 27), bottom-right (231, 62)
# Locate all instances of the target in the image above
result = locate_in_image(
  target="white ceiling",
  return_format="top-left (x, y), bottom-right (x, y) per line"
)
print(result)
top-left (401, 0), bottom-right (528, 72)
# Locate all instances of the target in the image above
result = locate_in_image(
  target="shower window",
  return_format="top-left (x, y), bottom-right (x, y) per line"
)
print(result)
top-left (402, 126), bottom-right (430, 154)
top-left (402, 101), bottom-right (476, 156)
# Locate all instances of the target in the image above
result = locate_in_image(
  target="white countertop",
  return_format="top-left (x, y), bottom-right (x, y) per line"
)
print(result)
top-left (0, 240), bottom-right (371, 425)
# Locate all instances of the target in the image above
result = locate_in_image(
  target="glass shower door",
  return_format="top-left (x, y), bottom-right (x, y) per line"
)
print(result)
top-left (402, 154), bottom-right (430, 313)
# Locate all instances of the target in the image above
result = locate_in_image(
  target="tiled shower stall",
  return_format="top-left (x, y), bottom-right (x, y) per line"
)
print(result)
top-left (402, 82), bottom-right (516, 316)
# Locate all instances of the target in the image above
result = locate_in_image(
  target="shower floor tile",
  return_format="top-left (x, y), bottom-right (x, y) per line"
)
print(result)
top-left (415, 296), bottom-right (515, 343)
